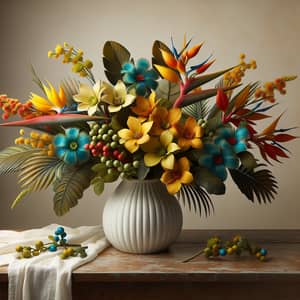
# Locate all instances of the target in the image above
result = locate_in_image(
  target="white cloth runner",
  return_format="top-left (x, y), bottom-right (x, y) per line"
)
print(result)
top-left (0, 224), bottom-right (110, 300)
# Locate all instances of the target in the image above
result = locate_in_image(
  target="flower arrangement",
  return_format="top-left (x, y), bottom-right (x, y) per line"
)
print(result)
top-left (0, 37), bottom-right (297, 216)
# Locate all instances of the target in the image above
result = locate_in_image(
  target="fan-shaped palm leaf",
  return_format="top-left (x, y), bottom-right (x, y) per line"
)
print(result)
top-left (53, 165), bottom-right (93, 216)
top-left (176, 184), bottom-right (214, 217)
top-left (61, 78), bottom-right (80, 105)
top-left (0, 145), bottom-right (41, 175)
top-left (18, 154), bottom-right (65, 191)
top-left (229, 164), bottom-right (278, 204)
top-left (182, 100), bottom-right (210, 120)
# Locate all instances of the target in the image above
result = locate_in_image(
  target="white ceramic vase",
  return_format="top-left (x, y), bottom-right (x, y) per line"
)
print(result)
top-left (102, 179), bottom-right (183, 254)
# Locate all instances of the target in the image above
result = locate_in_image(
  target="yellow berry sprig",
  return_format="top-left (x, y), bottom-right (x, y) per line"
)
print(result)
top-left (15, 129), bottom-right (55, 156)
top-left (254, 76), bottom-right (297, 103)
top-left (15, 226), bottom-right (88, 259)
top-left (48, 42), bottom-right (95, 84)
top-left (182, 235), bottom-right (268, 263)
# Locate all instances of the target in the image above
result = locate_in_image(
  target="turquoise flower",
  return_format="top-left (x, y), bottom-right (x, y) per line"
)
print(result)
top-left (198, 141), bottom-right (239, 181)
top-left (121, 58), bottom-right (158, 96)
top-left (214, 127), bottom-right (249, 153)
top-left (54, 128), bottom-right (90, 165)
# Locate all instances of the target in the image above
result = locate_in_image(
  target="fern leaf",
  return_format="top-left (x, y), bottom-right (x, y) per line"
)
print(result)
top-left (0, 145), bottom-right (41, 175)
top-left (229, 164), bottom-right (278, 204)
top-left (176, 184), bottom-right (214, 217)
top-left (18, 154), bottom-right (65, 191)
top-left (53, 165), bottom-right (93, 216)
top-left (182, 100), bottom-right (210, 120)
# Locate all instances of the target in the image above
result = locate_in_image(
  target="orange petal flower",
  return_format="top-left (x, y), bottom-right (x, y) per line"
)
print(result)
top-left (177, 117), bottom-right (204, 150)
top-left (160, 157), bottom-right (193, 194)
top-left (150, 106), bottom-right (181, 136)
top-left (131, 91), bottom-right (157, 118)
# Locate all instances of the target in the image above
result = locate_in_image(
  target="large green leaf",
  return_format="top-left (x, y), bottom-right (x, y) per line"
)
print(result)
top-left (0, 145), bottom-right (41, 175)
top-left (182, 100), bottom-right (210, 120)
top-left (53, 165), bottom-right (94, 216)
top-left (18, 154), bottom-right (65, 191)
top-left (103, 41), bottom-right (131, 85)
top-left (183, 66), bottom-right (236, 94)
top-left (155, 79), bottom-right (180, 103)
top-left (0, 114), bottom-right (105, 134)
top-left (194, 167), bottom-right (226, 195)
top-left (176, 183), bottom-right (214, 217)
top-left (229, 164), bottom-right (278, 203)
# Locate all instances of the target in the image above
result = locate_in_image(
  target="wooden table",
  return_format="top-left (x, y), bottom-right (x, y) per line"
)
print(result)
top-left (1, 230), bottom-right (300, 300)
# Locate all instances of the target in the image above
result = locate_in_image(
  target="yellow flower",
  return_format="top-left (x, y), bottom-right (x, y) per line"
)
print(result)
top-left (177, 116), bottom-right (204, 150)
top-left (73, 81), bottom-right (102, 116)
top-left (160, 157), bottom-right (193, 194)
top-left (31, 82), bottom-right (67, 114)
top-left (150, 106), bottom-right (181, 136)
top-left (131, 91), bottom-right (157, 118)
top-left (142, 130), bottom-right (180, 169)
top-left (100, 80), bottom-right (136, 113)
top-left (118, 116), bottom-right (153, 153)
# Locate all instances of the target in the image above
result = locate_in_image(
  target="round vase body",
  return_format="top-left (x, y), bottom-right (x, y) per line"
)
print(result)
top-left (102, 179), bottom-right (183, 254)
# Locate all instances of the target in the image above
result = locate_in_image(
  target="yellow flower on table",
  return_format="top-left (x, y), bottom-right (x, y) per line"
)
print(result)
top-left (118, 116), bottom-right (153, 153)
top-left (177, 116), bottom-right (204, 150)
top-left (31, 82), bottom-right (67, 114)
top-left (160, 157), bottom-right (193, 194)
top-left (142, 130), bottom-right (180, 170)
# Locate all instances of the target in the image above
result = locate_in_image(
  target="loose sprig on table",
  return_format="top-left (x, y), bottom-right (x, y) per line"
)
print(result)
top-left (182, 235), bottom-right (268, 263)
top-left (15, 227), bottom-right (88, 259)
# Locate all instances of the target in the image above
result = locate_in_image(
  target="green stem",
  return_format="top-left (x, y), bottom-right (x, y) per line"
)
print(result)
top-left (182, 249), bottom-right (204, 263)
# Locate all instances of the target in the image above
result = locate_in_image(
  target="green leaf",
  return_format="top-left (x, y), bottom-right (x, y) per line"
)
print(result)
top-left (0, 114), bottom-right (105, 134)
top-left (91, 163), bottom-right (107, 176)
top-left (194, 167), bottom-right (226, 195)
top-left (30, 64), bottom-right (46, 96)
top-left (184, 66), bottom-right (237, 94)
top-left (18, 154), bottom-right (65, 191)
top-left (155, 79), bottom-right (180, 103)
top-left (11, 188), bottom-right (32, 209)
top-left (53, 165), bottom-right (94, 216)
top-left (91, 177), bottom-right (105, 196)
top-left (182, 100), bottom-right (210, 120)
top-left (0, 145), bottom-right (41, 175)
top-left (176, 183), bottom-right (214, 217)
top-left (180, 85), bottom-right (240, 108)
top-left (61, 78), bottom-right (80, 106)
top-left (229, 164), bottom-right (278, 204)
top-left (103, 41), bottom-right (131, 85)
top-left (238, 151), bottom-right (257, 171)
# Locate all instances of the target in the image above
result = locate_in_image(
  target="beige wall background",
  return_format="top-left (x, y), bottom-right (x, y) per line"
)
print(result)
top-left (0, 0), bottom-right (299, 230)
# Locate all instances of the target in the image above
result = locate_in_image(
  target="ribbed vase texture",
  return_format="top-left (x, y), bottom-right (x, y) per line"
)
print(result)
top-left (103, 180), bottom-right (183, 254)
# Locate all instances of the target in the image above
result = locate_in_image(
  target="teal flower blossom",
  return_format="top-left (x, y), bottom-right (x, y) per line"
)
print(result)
top-left (198, 141), bottom-right (239, 181)
top-left (54, 128), bottom-right (90, 165)
top-left (121, 58), bottom-right (158, 96)
top-left (214, 127), bottom-right (249, 153)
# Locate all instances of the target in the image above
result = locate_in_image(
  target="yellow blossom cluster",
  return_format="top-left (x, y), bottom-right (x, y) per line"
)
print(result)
top-left (254, 76), bottom-right (297, 103)
top-left (48, 43), bottom-right (93, 78)
top-left (224, 53), bottom-right (256, 88)
top-left (15, 129), bottom-right (54, 156)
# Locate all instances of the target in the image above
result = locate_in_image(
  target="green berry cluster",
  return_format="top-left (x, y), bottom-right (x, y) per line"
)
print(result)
top-left (15, 227), bottom-right (87, 260)
top-left (88, 122), bottom-right (140, 181)
top-left (183, 235), bottom-right (268, 263)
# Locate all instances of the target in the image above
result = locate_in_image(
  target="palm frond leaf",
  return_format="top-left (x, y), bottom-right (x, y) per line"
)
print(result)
top-left (18, 154), bottom-right (65, 191)
top-left (176, 183), bottom-right (214, 217)
top-left (229, 164), bottom-right (278, 204)
top-left (53, 165), bottom-right (94, 216)
top-left (0, 145), bottom-right (41, 175)
top-left (30, 64), bottom-right (46, 95)
top-left (61, 78), bottom-right (80, 105)
top-left (11, 188), bottom-right (32, 209)
top-left (182, 99), bottom-right (210, 120)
